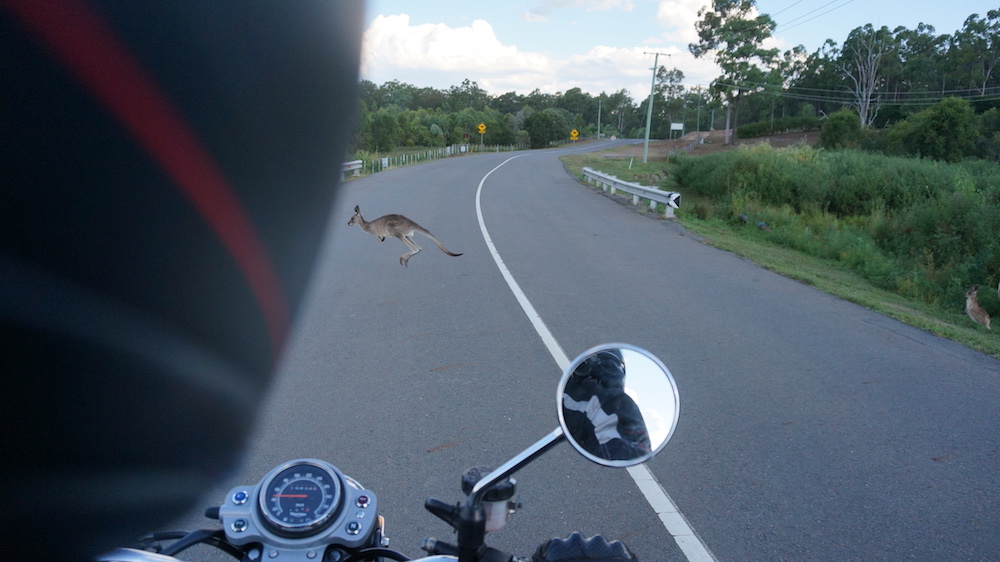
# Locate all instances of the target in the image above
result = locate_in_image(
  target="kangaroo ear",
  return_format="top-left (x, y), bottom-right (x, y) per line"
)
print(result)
top-left (354, 205), bottom-right (360, 212)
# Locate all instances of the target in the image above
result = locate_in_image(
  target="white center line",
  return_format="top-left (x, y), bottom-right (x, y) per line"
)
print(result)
top-left (475, 155), bottom-right (717, 562)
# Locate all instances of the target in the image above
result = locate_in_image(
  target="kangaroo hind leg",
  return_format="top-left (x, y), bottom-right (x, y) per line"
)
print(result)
top-left (398, 234), bottom-right (422, 267)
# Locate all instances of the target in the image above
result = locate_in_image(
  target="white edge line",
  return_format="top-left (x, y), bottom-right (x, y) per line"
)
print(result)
top-left (627, 464), bottom-right (719, 562)
top-left (475, 155), bottom-right (717, 562)
top-left (475, 155), bottom-right (571, 371)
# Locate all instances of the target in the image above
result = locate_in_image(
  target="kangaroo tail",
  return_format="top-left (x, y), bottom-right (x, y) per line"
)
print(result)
top-left (417, 227), bottom-right (462, 257)
top-left (434, 240), bottom-right (462, 257)
top-left (430, 236), bottom-right (462, 256)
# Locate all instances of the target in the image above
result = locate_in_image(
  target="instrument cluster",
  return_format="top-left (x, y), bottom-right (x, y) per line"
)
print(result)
top-left (218, 459), bottom-right (379, 554)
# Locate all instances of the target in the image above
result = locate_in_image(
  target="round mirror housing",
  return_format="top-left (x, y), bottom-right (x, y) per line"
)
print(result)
top-left (557, 344), bottom-right (679, 467)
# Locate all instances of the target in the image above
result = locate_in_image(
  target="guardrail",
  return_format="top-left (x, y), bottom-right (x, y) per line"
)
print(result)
top-left (582, 167), bottom-right (681, 218)
top-left (341, 160), bottom-right (363, 179)
top-left (340, 144), bottom-right (530, 179)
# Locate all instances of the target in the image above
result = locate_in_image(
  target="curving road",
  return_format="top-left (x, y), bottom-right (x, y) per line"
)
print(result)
top-left (180, 141), bottom-right (1000, 561)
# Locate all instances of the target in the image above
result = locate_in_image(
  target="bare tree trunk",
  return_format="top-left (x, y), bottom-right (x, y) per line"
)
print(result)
top-left (840, 30), bottom-right (889, 128)
top-left (981, 59), bottom-right (997, 95)
top-left (724, 102), bottom-right (733, 145)
top-left (729, 91), bottom-right (743, 144)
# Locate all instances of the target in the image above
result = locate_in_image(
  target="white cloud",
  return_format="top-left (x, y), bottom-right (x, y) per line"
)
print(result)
top-left (521, 11), bottom-right (549, 23)
top-left (558, 45), bottom-right (721, 93)
top-left (522, 0), bottom-right (635, 27)
top-left (656, 0), bottom-right (708, 44)
top-left (531, 0), bottom-right (635, 11)
top-left (361, 14), bottom-right (550, 75)
top-left (361, 11), bottom-right (721, 98)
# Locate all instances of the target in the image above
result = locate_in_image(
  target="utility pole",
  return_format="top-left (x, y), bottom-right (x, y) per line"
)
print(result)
top-left (597, 97), bottom-right (602, 140)
top-left (696, 85), bottom-right (701, 133)
top-left (643, 52), bottom-right (669, 163)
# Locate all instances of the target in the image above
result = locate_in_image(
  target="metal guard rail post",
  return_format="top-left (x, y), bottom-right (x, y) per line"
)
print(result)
top-left (341, 160), bottom-right (363, 179)
top-left (581, 167), bottom-right (681, 218)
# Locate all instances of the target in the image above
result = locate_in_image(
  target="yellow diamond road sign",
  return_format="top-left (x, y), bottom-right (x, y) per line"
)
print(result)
top-left (478, 123), bottom-right (486, 134)
top-left (570, 129), bottom-right (579, 140)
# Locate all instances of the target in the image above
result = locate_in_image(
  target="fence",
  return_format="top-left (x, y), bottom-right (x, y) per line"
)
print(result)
top-left (581, 167), bottom-right (681, 218)
top-left (348, 143), bottom-right (528, 176)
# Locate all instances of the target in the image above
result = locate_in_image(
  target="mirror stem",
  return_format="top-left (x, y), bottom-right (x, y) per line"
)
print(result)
top-left (469, 427), bottom-right (566, 507)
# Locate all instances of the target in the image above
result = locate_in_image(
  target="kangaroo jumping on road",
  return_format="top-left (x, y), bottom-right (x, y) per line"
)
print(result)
top-left (348, 205), bottom-right (463, 267)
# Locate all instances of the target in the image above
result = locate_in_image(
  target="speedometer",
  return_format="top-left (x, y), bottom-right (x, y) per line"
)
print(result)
top-left (258, 460), bottom-right (343, 536)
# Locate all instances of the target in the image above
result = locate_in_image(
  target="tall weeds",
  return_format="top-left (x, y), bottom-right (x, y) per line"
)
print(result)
top-left (674, 144), bottom-right (1000, 312)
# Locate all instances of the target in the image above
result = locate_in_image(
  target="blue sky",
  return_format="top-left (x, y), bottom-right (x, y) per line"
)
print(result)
top-left (361, 0), bottom-right (988, 99)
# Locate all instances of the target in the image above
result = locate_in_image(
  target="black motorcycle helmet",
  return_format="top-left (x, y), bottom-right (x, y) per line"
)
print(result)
top-left (572, 349), bottom-right (626, 388)
top-left (0, 2), bottom-right (363, 558)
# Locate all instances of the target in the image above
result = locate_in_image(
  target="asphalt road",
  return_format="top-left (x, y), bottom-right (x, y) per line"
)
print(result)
top-left (174, 141), bottom-right (1000, 561)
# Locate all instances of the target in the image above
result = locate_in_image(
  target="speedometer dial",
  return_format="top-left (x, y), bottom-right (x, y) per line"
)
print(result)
top-left (258, 461), bottom-right (343, 536)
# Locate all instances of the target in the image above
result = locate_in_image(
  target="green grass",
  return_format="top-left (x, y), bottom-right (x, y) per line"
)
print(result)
top-left (561, 152), bottom-right (677, 190)
top-left (561, 151), bottom-right (1000, 360)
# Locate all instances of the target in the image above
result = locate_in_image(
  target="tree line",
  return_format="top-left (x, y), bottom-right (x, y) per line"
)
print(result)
top-left (354, 77), bottom-right (714, 153)
top-left (354, 2), bottom-right (999, 160)
top-left (690, 2), bottom-right (999, 145)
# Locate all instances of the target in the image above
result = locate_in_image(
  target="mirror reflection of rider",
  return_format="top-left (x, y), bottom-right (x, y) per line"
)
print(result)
top-left (563, 350), bottom-right (651, 461)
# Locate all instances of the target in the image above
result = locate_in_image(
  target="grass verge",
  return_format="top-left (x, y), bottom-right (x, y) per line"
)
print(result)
top-left (561, 152), bottom-right (1000, 360)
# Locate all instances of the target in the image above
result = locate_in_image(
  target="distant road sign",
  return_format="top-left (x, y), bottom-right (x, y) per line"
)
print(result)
top-left (478, 123), bottom-right (486, 134)
top-left (570, 129), bottom-right (579, 140)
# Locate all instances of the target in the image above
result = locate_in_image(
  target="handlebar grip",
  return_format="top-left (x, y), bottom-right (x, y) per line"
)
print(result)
top-left (421, 537), bottom-right (458, 557)
top-left (531, 532), bottom-right (636, 561)
top-left (424, 498), bottom-right (460, 528)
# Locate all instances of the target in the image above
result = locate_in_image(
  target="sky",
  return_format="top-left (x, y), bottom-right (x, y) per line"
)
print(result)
top-left (361, 0), bottom-right (990, 100)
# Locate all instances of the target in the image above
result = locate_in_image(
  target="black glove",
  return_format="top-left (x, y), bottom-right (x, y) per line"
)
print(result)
top-left (532, 532), bottom-right (636, 561)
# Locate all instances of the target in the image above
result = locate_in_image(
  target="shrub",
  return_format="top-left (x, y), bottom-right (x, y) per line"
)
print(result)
top-left (885, 98), bottom-right (978, 162)
top-left (976, 108), bottom-right (1000, 162)
top-left (736, 115), bottom-right (821, 139)
top-left (819, 109), bottom-right (861, 149)
top-left (675, 143), bottom-right (1000, 309)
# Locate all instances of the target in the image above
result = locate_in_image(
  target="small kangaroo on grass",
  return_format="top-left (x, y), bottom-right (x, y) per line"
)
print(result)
top-left (965, 284), bottom-right (991, 329)
top-left (348, 205), bottom-right (462, 267)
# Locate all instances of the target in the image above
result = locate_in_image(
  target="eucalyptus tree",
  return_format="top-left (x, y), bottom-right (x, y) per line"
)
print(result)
top-left (872, 23), bottom-right (949, 124)
top-left (788, 40), bottom-right (847, 119)
top-left (492, 91), bottom-right (527, 116)
top-left (412, 87), bottom-right (448, 111)
top-left (524, 88), bottom-right (556, 111)
top-left (603, 88), bottom-right (635, 135)
top-left (655, 67), bottom-right (686, 134)
top-left (753, 45), bottom-right (808, 126)
top-left (524, 108), bottom-right (572, 148)
top-left (446, 79), bottom-right (490, 111)
top-left (891, 24), bottom-right (948, 95)
top-left (690, 0), bottom-right (779, 144)
top-left (677, 86), bottom-right (718, 132)
top-left (376, 79), bottom-right (417, 109)
top-left (948, 10), bottom-right (1000, 96)
top-left (557, 87), bottom-right (598, 124)
top-left (839, 24), bottom-right (894, 128)
top-left (366, 107), bottom-right (402, 152)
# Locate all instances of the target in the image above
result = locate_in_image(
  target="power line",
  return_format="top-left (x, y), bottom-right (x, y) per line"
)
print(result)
top-left (715, 80), bottom-right (1000, 106)
top-left (729, 78), bottom-right (1000, 96)
top-left (776, 0), bottom-right (856, 33)
top-left (771, 0), bottom-right (806, 18)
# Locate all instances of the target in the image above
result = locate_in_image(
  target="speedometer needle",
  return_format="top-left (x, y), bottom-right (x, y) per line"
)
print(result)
top-left (274, 494), bottom-right (309, 498)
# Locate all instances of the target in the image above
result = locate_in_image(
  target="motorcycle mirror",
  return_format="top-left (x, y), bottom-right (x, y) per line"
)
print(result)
top-left (557, 344), bottom-right (679, 467)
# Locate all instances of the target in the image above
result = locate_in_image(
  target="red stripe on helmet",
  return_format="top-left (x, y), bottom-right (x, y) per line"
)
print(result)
top-left (3, 0), bottom-right (291, 356)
